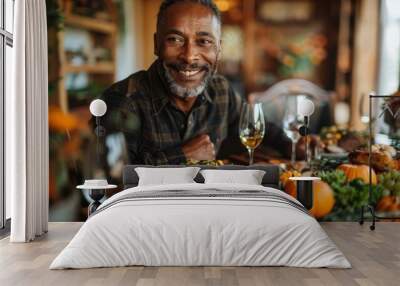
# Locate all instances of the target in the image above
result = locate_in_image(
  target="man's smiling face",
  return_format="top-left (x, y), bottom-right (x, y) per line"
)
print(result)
top-left (155, 2), bottom-right (221, 97)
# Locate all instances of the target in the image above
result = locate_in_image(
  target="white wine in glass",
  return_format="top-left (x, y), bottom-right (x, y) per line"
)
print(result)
top-left (239, 103), bottom-right (266, 165)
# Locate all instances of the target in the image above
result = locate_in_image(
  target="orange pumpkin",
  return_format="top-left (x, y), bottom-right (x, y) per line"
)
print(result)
top-left (285, 180), bottom-right (297, 198)
top-left (376, 196), bottom-right (399, 212)
top-left (337, 164), bottom-right (377, 185)
top-left (285, 180), bottom-right (335, 219)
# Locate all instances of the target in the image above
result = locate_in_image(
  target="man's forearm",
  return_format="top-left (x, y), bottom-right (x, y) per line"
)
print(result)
top-left (130, 146), bottom-right (187, 165)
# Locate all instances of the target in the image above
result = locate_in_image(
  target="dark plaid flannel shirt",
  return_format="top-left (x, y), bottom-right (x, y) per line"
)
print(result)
top-left (100, 60), bottom-right (291, 165)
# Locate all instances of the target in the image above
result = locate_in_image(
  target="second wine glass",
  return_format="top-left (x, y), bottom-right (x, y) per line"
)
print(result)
top-left (239, 102), bottom-right (266, 165)
top-left (283, 97), bottom-right (303, 166)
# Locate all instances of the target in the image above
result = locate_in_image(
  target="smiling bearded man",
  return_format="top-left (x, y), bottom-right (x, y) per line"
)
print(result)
top-left (99, 0), bottom-right (294, 165)
top-left (163, 61), bottom-right (211, 99)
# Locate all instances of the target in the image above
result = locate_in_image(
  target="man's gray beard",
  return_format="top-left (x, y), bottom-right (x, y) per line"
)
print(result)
top-left (163, 62), bottom-right (209, 99)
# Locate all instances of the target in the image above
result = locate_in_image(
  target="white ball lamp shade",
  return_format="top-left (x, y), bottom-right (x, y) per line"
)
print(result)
top-left (298, 98), bottom-right (315, 117)
top-left (90, 99), bottom-right (107, 117)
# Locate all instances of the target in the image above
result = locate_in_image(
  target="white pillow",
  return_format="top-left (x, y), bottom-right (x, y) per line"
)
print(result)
top-left (135, 167), bottom-right (200, 186)
top-left (200, 169), bottom-right (266, 185)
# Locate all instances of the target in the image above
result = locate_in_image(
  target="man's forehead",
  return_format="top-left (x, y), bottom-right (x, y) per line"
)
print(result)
top-left (159, 2), bottom-right (221, 36)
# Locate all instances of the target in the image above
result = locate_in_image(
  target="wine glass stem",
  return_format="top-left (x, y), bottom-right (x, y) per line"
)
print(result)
top-left (305, 135), bottom-right (310, 165)
top-left (248, 148), bottom-right (254, 165)
top-left (291, 141), bottom-right (296, 165)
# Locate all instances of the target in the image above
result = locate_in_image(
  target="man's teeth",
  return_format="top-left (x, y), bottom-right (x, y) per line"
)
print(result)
top-left (179, 70), bottom-right (201, 77)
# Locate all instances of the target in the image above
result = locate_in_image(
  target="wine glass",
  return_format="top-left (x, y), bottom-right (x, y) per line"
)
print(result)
top-left (359, 93), bottom-right (370, 126)
top-left (283, 97), bottom-right (303, 165)
top-left (239, 102), bottom-right (266, 165)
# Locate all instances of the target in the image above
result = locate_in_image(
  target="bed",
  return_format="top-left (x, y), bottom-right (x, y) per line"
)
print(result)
top-left (50, 165), bottom-right (351, 269)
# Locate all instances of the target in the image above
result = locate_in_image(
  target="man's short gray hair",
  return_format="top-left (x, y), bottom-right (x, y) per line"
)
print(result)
top-left (157, 0), bottom-right (221, 31)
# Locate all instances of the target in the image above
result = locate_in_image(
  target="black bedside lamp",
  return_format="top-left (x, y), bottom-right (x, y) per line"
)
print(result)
top-left (297, 97), bottom-right (315, 165)
top-left (90, 99), bottom-right (107, 165)
top-left (77, 99), bottom-right (117, 216)
top-left (290, 98), bottom-right (319, 210)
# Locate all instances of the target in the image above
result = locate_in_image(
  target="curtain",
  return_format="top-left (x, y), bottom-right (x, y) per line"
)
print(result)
top-left (7, 0), bottom-right (49, 242)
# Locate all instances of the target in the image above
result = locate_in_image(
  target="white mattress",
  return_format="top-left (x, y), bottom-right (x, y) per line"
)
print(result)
top-left (50, 183), bottom-right (351, 269)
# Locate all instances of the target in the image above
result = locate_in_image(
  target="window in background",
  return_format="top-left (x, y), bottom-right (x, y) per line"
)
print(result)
top-left (374, 0), bottom-right (400, 142)
top-left (378, 0), bottom-right (400, 94)
top-left (0, 0), bottom-right (14, 231)
top-left (5, 44), bottom-right (11, 221)
top-left (5, 0), bottom-right (13, 33)
top-left (0, 10), bottom-right (3, 230)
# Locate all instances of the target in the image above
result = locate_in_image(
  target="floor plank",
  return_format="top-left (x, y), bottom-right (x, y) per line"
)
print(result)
top-left (0, 222), bottom-right (399, 286)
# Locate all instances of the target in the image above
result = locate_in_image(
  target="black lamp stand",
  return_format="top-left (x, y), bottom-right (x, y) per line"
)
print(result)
top-left (87, 189), bottom-right (106, 216)
top-left (296, 180), bottom-right (314, 210)
top-left (359, 93), bottom-right (400, 230)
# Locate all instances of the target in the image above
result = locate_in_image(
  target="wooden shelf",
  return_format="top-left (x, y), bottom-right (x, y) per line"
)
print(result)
top-left (65, 14), bottom-right (117, 34)
top-left (57, 0), bottom-right (118, 112)
top-left (64, 62), bottom-right (115, 74)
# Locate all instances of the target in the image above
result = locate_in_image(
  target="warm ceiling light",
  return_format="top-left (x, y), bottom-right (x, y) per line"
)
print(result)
top-left (215, 0), bottom-right (233, 12)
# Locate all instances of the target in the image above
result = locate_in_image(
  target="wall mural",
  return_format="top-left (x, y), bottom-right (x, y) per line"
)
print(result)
top-left (46, 0), bottom-right (397, 224)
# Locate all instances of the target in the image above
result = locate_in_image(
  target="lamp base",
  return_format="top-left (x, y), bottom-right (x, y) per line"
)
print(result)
top-left (296, 180), bottom-right (313, 210)
top-left (87, 189), bottom-right (105, 216)
top-left (289, 177), bottom-right (320, 210)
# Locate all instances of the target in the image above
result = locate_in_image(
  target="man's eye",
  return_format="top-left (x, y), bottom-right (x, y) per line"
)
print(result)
top-left (166, 37), bottom-right (184, 44)
top-left (198, 38), bottom-right (214, 46)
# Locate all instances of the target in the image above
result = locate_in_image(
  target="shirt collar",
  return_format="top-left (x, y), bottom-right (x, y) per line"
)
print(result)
top-left (202, 88), bottom-right (213, 103)
top-left (147, 60), bottom-right (170, 115)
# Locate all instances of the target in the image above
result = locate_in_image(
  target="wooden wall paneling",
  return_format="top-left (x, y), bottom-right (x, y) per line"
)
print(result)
top-left (242, 0), bottom-right (256, 95)
top-left (350, 0), bottom-right (379, 130)
top-left (57, 0), bottom-right (118, 112)
top-left (142, 0), bottom-right (162, 69)
top-left (335, 0), bottom-right (353, 102)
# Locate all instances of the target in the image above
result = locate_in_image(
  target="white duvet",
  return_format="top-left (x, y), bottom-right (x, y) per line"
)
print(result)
top-left (50, 183), bottom-right (351, 269)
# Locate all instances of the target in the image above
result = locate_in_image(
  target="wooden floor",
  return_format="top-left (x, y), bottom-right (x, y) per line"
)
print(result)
top-left (0, 222), bottom-right (399, 286)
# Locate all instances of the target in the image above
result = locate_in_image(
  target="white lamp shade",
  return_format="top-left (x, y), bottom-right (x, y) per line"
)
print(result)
top-left (90, 99), bottom-right (107, 117)
top-left (298, 98), bottom-right (315, 117)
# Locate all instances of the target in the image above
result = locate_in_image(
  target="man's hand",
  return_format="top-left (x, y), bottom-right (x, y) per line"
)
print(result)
top-left (182, 134), bottom-right (216, 161)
